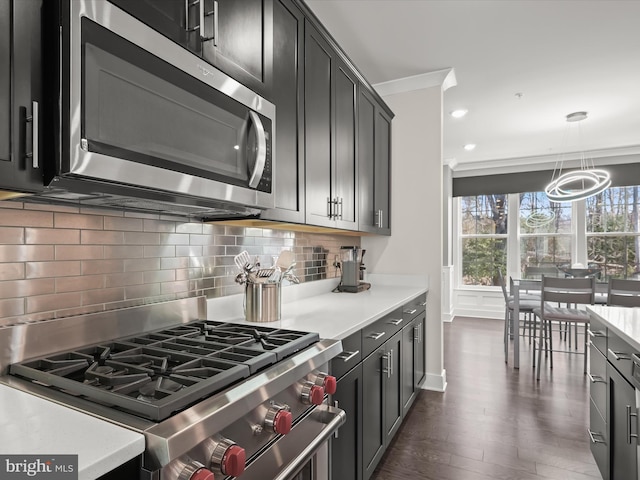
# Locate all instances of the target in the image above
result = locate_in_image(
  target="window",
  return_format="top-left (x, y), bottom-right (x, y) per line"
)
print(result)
top-left (519, 192), bottom-right (572, 278)
top-left (460, 194), bottom-right (507, 286)
top-left (586, 186), bottom-right (640, 280)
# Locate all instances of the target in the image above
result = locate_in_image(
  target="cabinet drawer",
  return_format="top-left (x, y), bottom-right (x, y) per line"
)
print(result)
top-left (588, 343), bottom-right (607, 418)
top-left (589, 398), bottom-right (608, 480)
top-left (402, 294), bottom-right (427, 322)
top-left (331, 330), bottom-right (362, 380)
top-left (607, 329), bottom-right (636, 383)
top-left (362, 308), bottom-right (404, 358)
top-left (588, 314), bottom-right (607, 355)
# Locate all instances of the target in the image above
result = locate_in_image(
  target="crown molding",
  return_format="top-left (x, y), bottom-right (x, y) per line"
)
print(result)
top-left (373, 68), bottom-right (457, 97)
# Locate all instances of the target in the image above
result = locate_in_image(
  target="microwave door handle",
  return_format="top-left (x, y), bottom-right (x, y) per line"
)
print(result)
top-left (247, 111), bottom-right (267, 188)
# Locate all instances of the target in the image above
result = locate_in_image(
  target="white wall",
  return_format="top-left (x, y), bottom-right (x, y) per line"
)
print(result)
top-left (362, 85), bottom-right (446, 392)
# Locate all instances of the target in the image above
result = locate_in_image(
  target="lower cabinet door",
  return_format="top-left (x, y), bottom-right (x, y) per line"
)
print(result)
top-left (362, 347), bottom-right (385, 480)
top-left (330, 363), bottom-right (363, 480)
top-left (607, 362), bottom-right (638, 480)
top-left (401, 319), bottom-right (417, 417)
top-left (384, 331), bottom-right (403, 443)
top-left (589, 398), bottom-right (609, 480)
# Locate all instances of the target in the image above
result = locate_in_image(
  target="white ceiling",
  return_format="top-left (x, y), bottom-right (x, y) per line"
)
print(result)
top-left (304, 0), bottom-right (640, 172)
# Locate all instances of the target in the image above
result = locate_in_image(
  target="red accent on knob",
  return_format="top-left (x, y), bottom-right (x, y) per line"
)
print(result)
top-left (191, 468), bottom-right (215, 480)
top-left (310, 385), bottom-right (325, 405)
top-left (323, 375), bottom-right (337, 395)
top-left (222, 445), bottom-right (246, 477)
top-left (274, 409), bottom-right (293, 435)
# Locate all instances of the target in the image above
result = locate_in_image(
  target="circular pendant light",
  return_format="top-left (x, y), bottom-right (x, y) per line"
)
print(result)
top-left (545, 112), bottom-right (611, 203)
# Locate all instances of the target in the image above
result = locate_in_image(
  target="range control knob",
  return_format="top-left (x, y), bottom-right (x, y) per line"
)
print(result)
top-left (206, 437), bottom-right (246, 477)
top-left (301, 381), bottom-right (325, 405)
top-left (314, 372), bottom-right (337, 395)
top-left (265, 404), bottom-right (292, 435)
top-left (177, 461), bottom-right (214, 480)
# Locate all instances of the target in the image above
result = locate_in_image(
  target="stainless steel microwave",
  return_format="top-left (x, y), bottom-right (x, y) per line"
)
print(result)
top-left (41, 0), bottom-right (275, 218)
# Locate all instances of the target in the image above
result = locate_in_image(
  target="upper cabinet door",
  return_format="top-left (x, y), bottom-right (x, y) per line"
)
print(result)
top-left (201, 0), bottom-right (273, 98)
top-left (304, 20), bottom-right (358, 230)
top-left (108, 0), bottom-right (200, 53)
top-left (0, 0), bottom-right (44, 194)
top-left (358, 87), bottom-right (391, 235)
top-left (260, 0), bottom-right (305, 223)
top-left (0, 0), bottom-right (10, 166)
top-left (333, 60), bottom-right (358, 230)
top-left (109, 0), bottom-right (273, 98)
top-left (304, 21), bottom-right (334, 228)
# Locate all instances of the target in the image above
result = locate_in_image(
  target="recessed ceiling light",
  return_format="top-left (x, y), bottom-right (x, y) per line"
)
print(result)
top-left (464, 144), bottom-right (476, 151)
top-left (450, 109), bottom-right (468, 118)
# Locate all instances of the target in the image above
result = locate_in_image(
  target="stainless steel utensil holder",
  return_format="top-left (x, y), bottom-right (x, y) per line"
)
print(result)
top-left (244, 283), bottom-right (281, 322)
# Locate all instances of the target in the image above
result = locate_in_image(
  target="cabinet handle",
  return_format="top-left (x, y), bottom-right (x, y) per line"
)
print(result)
top-left (25, 101), bottom-right (39, 168)
top-left (413, 325), bottom-right (419, 342)
top-left (588, 429), bottom-right (606, 444)
top-left (336, 350), bottom-right (360, 363)
top-left (587, 329), bottom-right (606, 338)
top-left (212, 0), bottom-right (219, 46)
top-left (338, 198), bottom-right (343, 220)
top-left (199, 0), bottom-right (216, 41)
top-left (628, 405), bottom-right (638, 444)
top-left (388, 319), bottom-right (403, 326)
top-left (374, 209), bottom-right (383, 228)
top-left (608, 348), bottom-right (633, 361)
top-left (403, 308), bottom-right (417, 315)
top-left (382, 352), bottom-right (390, 378)
top-left (587, 373), bottom-right (606, 384)
top-left (389, 349), bottom-right (393, 377)
top-left (420, 301), bottom-right (427, 307)
top-left (327, 197), bottom-right (332, 218)
top-left (184, 0), bottom-right (199, 32)
top-left (367, 332), bottom-right (386, 340)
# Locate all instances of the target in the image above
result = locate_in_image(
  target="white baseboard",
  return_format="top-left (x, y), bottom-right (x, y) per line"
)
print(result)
top-left (442, 311), bottom-right (454, 323)
top-left (420, 369), bottom-right (447, 392)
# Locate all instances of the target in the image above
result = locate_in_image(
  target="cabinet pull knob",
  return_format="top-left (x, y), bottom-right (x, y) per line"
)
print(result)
top-left (628, 405), bottom-right (638, 444)
top-left (588, 429), bottom-right (606, 444)
top-left (367, 332), bottom-right (385, 340)
top-left (25, 101), bottom-right (39, 168)
top-left (336, 350), bottom-right (360, 363)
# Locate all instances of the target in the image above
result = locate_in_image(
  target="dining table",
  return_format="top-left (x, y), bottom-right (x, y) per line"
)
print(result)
top-left (509, 277), bottom-right (607, 368)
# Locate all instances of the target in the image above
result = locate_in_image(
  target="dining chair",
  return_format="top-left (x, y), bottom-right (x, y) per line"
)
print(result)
top-left (498, 270), bottom-right (539, 363)
top-left (533, 276), bottom-right (595, 380)
top-left (607, 278), bottom-right (640, 307)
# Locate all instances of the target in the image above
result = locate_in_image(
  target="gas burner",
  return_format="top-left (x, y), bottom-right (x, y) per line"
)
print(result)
top-left (136, 378), bottom-right (186, 402)
top-left (83, 361), bottom-right (152, 393)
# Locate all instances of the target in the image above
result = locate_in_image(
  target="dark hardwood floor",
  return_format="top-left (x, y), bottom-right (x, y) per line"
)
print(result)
top-left (371, 316), bottom-right (601, 480)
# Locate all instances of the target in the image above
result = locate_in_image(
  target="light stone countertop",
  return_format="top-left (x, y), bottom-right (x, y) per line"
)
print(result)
top-left (588, 305), bottom-right (640, 351)
top-left (206, 274), bottom-right (429, 339)
top-left (0, 384), bottom-right (145, 479)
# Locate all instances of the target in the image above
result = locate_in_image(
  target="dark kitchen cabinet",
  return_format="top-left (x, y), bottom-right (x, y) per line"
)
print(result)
top-left (383, 331), bottom-right (403, 444)
top-left (607, 362), bottom-right (637, 480)
top-left (201, 0), bottom-right (273, 98)
top-left (358, 86), bottom-right (392, 235)
top-left (362, 345), bottom-right (386, 480)
top-left (109, 0), bottom-right (273, 98)
top-left (108, 0), bottom-right (198, 52)
top-left (0, 0), bottom-right (44, 194)
top-left (331, 363), bottom-right (363, 480)
top-left (304, 21), bottom-right (358, 230)
top-left (401, 311), bottom-right (426, 417)
top-left (260, 0), bottom-right (305, 223)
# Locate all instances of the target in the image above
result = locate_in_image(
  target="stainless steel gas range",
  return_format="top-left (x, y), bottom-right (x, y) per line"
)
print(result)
top-left (0, 297), bottom-right (344, 480)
